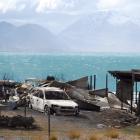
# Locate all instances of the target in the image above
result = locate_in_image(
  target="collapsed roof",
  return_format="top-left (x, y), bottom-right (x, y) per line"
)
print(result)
top-left (108, 69), bottom-right (140, 82)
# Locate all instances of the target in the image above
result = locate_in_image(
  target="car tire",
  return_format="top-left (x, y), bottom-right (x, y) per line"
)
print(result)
top-left (28, 103), bottom-right (32, 109)
top-left (75, 108), bottom-right (80, 116)
top-left (44, 105), bottom-right (49, 115)
top-left (75, 111), bottom-right (79, 116)
top-left (44, 106), bottom-right (55, 115)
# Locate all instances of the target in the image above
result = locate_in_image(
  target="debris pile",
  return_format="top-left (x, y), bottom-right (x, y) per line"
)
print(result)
top-left (0, 76), bottom-right (138, 113)
top-left (0, 80), bottom-right (20, 101)
top-left (0, 115), bottom-right (35, 129)
top-left (93, 109), bottom-right (139, 128)
top-left (48, 80), bottom-right (131, 111)
top-left (0, 76), bottom-right (139, 128)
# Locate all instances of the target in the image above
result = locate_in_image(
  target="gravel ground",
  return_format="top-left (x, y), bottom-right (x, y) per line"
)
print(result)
top-left (0, 107), bottom-right (140, 140)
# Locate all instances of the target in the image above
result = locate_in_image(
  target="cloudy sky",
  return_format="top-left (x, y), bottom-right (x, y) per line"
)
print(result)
top-left (0, 0), bottom-right (139, 33)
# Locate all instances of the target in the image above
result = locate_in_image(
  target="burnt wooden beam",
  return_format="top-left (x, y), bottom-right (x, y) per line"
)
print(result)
top-left (131, 73), bottom-right (134, 114)
top-left (137, 92), bottom-right (140, 116)
top-left (90, 75), bottom-right (92, 90)
top-left (136, 82), bottom-right (138, 104)
top-left (106, 74), bottom-right (108, 97)
top-left (93, 75), bottom-right (96, 90)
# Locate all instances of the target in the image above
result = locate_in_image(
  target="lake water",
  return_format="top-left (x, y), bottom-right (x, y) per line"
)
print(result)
top-left (0, 52), bottom-right (140, 91)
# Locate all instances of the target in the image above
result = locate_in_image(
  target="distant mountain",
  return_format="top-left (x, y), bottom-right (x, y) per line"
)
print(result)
top-left (1, 12), bottom-right (140, 53)
top-left (59, 12), bottom-right (140, 52)
top-left (0, 21), bottom-right (67, 52)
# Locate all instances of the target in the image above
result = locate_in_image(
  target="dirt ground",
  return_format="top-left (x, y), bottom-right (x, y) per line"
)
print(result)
top-left (0, 107), bottom-right (140, 140)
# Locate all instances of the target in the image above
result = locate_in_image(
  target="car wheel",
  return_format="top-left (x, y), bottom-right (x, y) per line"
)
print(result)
top-left (75, 111), bottom-right (79, 116)
top-left (75, 108), bottom-right (80, 116)
top-left (29, 104), bottom-right (33, 109)
top-left (44, 105), bottom-right (49, 115)
top-left (28, 103), bottom-right (32, 109)
top-left (44, 106), bottom-right (55, 115)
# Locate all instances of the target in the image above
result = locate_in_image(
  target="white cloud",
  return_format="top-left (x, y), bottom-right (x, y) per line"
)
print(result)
top-left (97, 0), bottom-right (126, 11)
top-left (122, 2), bottom-right (140, 18)
top-left (36, 0), bottom-right (61, 12)
top-left (0, 0), bottom-right (140, 27)
top-left (96, 0), bottom-right (140, 26)
top-left (16, 3), bottom-right (26, 11)
top-left (41, 0), bottom-right (58, 10)
top-left (35, 0), bottom-right (76, 13)
top-left (97, 0), bottom-right (140, 17)
top-left (0, 0), bottom-right (16, 13)
top-left (108, 13), bottom-right (130, 25)
top-left (0, 0), bottom-right (26, 13)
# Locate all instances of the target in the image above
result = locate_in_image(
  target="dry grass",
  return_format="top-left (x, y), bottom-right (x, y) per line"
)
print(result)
top-left (31, 135), bottom-right (45, 140)
top-left (135, 128), bottom-right (140, 136)
top-left (105, 128), bottom-right (119, 139)
top-left (68, 130), bottom-right (81, 139)
top-left (50, 134), bottom-right (58, 140)
top-left (89, 134), bottom-right (100, 140)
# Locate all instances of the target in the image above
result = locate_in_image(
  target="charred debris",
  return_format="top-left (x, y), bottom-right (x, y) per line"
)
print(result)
top-left (0, 71), bottom-right (140, 128)
top-left (0, 74), bottom-right (140, 113)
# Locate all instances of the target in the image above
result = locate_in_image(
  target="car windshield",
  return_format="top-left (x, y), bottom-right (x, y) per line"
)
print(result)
top-left (45, 91), bottom-right (69, 100)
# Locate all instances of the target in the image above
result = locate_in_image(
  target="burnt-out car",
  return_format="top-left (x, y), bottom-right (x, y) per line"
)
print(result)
top-left (29, 87), bottom-right (79, 116)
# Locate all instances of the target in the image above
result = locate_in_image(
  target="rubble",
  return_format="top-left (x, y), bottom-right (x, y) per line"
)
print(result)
top-left (48, 81), bottom-right (132, 111)
top-left (94, 109), bottom-right (139, 128)
top-left (0, 76), bottom-right (139, 129)
top-left (49, 81), bottom-right (101, 111)
top-left (107, 92), bottom-right (130, 110)
top-left (0, 78), bottom-right (137, 113)
top-left (0, 115), bottom-right (35, 129)
top-left (0, 80), bottom-right (20, 101)
top-left (96, 123), bottom-right (107, 129)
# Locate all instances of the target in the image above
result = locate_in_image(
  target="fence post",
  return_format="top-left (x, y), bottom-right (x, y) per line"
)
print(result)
top-left (48, 107), bottom-right (51, 140)
top-left (106, 74), bottom-right (108, 97)
top-left (24, 99), bottom-right (27, 117)
top-left (24, 105), bottom-right (26, 117)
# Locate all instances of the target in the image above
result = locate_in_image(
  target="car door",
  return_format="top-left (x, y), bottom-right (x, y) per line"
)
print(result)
top-left (31, 90), bottom-right (39, 110)
top-left (37, 90), bottom-right (44, 111)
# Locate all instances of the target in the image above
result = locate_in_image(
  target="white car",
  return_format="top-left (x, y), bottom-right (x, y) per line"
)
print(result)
top-left (29, 87), bottom-right (79, 116)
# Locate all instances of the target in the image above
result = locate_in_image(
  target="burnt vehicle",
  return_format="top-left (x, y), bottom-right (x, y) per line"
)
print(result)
top-left (29, 87), bottom-right (79, 116)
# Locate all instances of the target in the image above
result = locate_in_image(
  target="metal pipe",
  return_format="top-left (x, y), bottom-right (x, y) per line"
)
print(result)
top-left (106, 74), bottom-right (108, 97)
top-left (90, 75), bottom-right (92, 90)
top-left (93, 75), bottom-right (96, 90)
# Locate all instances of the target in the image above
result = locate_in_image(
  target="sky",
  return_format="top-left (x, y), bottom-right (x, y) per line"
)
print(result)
top-left (0, 0), bottom-right (140, 33)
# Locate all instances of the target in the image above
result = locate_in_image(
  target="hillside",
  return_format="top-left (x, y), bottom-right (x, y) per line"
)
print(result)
top-left (0, 21), bottom-right (66, 52)
top-left (59, 12), bottom-right (140, 52)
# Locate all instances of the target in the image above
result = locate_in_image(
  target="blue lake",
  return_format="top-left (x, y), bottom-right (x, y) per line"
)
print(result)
top-left (0, 52), bottom-right (140, 91)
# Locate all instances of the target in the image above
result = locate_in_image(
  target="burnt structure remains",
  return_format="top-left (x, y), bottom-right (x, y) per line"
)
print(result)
top-left (109, 69), bottom-right (140, 115)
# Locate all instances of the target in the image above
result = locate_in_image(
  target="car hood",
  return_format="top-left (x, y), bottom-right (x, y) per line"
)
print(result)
top-left (46, 100), bottom-right (78, 107)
